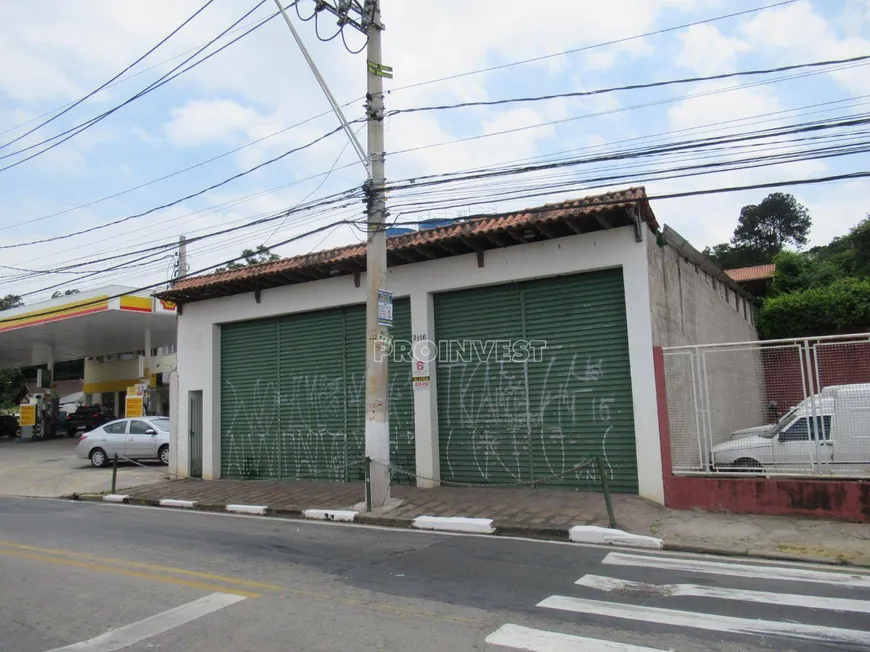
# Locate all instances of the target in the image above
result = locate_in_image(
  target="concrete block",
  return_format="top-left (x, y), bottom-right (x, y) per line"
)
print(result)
top-left (412, 516), bottom-right (494, 534)
top-left (569, 525), bottom-right (663, 549)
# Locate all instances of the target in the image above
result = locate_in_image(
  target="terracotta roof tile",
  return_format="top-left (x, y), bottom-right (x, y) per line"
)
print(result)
top-left (725, 264), bottom-right (776, 282)
top-left (161, 186), bottom-right (657, 301)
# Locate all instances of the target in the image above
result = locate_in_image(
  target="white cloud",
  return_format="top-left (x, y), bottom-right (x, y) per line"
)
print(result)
top-left (676, 24), bottom-right (750, 74)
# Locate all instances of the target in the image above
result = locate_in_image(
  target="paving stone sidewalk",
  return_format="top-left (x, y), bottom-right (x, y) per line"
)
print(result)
top-left (90, 477), bottom-right (870, 566)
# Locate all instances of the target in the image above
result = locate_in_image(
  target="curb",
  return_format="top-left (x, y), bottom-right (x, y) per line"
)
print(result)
top-left (67, 493), bottom-right (870, 567)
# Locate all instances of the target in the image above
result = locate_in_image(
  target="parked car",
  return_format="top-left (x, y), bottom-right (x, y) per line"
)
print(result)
top-left (77, 417), bottom-right (170, 468)
top-left (66, 405), bottom-right (115, 435)
top-left (712, 383), bottom-right (870, 472)
top-left (0, 414), bottom-right (19, 439)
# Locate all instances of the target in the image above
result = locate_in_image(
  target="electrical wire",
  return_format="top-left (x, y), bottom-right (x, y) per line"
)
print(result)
top-left (0, 1), bottom-right (278, 172)
top-left (0, 0), bottom-right (219, 152)
top-left (386, 0), bottom-right (801, 94)
top-left (1, 122), bottom-right (356, 250)
top-left (0, 217), bottom-right (373, 323)
top-left (386, 54), bottom-right (870, 116)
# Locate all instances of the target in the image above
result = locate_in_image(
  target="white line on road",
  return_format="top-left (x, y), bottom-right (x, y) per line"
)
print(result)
top-left (602, 552), bottom-right (870, 588)
top-left (577, 574), bottom-right (870, 614)
top-left (538, 596), bottom-right (870, 646)
top-left (485, 623), bottom-right (670, 651)
top-left (44, 592), bottom-right (246, 652)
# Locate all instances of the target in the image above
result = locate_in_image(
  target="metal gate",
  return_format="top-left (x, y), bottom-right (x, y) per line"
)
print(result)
top-left (662, 334), bottom-right (870, 477)
top-left (219, 300), bottom-right (414, 480)
top-left (189, 390), bottom-right (203, 478)
top-left (435, 269), bottom-right (637, 492)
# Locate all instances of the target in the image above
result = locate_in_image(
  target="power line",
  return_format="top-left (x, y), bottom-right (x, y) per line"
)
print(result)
top-left (388, 59), bottom-right (870, 159)
top-left (1, 122), bottom-right (355, 250)
top-left (2, 107), bottom-right (359, 230)
top-left (386, 54), bottom-right (870, 116)
top-left (0, 216), bottom-right (369, 324)
top-left (0, 12), bottom-right (283, 140)
top-left (0, 0), bottom-right (219, 152)
top-left (386, 0), bottom-right (801, 94)
top-left (0, 1), bottom-right (278, 172)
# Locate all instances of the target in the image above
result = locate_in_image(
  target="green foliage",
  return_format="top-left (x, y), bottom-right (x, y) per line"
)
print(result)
top-left (0, 368), bottom-right (24, 410)
top-left (771, 250), bottom-right (840, 295)
top-left (703, 243), bottom-right (767, 269)
top-left (758, 277), bottom-right (870, 339)
top-left (731, 192), bottom-right (811, 258)
top-left (704, 193), bottom-right (812, 270)
top-left (0, 294), bottom-right (23, 311)
top-left (216, 245), bottom-right (280, 273)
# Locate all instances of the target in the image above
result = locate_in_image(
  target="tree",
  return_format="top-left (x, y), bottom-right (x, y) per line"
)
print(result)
top-left (51, 289), bottom-right (80, 299)
top-left (731, 192), bottom-right (812, 259)
top-left (0, 368), bottom-right (24, 410)
top-left (0, 295), bottom-right (23, 311)
top-left (703, 193), bottom-right (812, 270)
top-left (216, 245), bottom-right (280, 273)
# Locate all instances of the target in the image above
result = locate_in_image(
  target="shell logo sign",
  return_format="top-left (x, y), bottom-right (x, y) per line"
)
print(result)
top-left (154, 298), bottom-right (177, 313)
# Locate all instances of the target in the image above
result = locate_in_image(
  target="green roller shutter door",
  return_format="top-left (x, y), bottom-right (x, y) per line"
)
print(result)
top-left (220, 299), bottom-right (414, 480)
top-left (435, 269), bottom-right (637, 492)
top-left (220, 319), bottom-right (280, 479)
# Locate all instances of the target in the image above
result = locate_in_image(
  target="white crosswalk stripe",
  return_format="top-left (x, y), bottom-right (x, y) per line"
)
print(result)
top-left (538, 595), bottom-right (870, 647)
top-left (485, 552), bottom-right (870, 650)
top-left (485, 624), bottom-right (669, 652)
top-left (576, 574), bottom-right (870, 614)
top-left (602, 551), bottom-right (870, 588)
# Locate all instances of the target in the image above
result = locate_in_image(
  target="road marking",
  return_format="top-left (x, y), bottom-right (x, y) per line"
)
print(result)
top-left (577, 574), bottom-right (870, 614)
top-left (0, 540), bottom-right (281, 590)
top-left (44, 592), bottom-right (245, 651)
top-left (538, 596), bottom-right (870, 646)
top-left (0, 548), bottom-right (260, 598)
top-left (485, 623), bottom-right (668, 651)
top-left (602, 552), bottom-right (870, 588)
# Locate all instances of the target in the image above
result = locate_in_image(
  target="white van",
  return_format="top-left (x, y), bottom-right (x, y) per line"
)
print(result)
top-left (711, 383), bottom-right (870, 473)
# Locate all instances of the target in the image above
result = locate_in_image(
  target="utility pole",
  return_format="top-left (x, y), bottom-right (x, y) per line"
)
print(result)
top-left (363, 0), bottom-right (390, 507)
top-left (173, 235), bottom-right (188, 286)
top-left (271, 0), bottom-right (391, 506)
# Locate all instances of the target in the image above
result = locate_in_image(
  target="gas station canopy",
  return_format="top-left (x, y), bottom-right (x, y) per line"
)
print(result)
top-left (0, 286), bottom-right (177, 368)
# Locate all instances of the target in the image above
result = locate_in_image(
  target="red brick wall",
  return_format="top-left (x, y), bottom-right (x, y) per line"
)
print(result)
top-left (762, 341), bottom-right (870, 419)
top-left (654, 346), bottom-right (870, 523)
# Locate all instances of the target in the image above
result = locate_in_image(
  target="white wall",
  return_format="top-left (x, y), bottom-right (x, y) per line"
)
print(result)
top-left (175, 226), bottom-right (665, 502)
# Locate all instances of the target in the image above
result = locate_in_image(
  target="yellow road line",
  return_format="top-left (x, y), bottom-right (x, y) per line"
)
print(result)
top-left (0, 548), bottom-right (261, 598)
top-left (0, 540), bottom-right (280, 591)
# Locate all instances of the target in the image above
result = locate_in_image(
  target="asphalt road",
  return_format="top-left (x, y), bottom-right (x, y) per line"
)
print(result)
top-left (1, 497), bottom-right (869, 652)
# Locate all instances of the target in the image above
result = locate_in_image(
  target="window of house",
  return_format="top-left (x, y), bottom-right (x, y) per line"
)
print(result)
top-left (779, 415), bottom-right (832, 442)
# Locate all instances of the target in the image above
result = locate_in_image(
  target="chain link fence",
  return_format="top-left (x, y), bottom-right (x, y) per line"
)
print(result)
top-left (662, 333), bottom-right (870, 477)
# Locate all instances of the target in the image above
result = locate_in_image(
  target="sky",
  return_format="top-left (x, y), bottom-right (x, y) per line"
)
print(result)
top-left (1, 0), bottom-right (869, 305)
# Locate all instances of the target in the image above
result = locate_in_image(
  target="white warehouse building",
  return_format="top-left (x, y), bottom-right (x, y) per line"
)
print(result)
top-left (161, 187), bottom-right (757, 503)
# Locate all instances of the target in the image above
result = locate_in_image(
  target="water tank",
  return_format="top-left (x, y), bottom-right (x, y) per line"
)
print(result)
top-left (386, 227), bottom-right (414, 238)
top-left (418, 217), bottom-right (462, 230)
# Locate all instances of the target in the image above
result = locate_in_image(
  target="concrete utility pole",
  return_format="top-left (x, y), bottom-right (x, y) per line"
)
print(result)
top-left (363, 0), bottom-right (390, 507)
top-left (271, 0), bottom-right (391, 506)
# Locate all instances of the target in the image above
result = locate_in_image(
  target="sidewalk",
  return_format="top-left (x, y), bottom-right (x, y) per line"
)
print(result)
top-left (78, 477), bottom-right (870, 567)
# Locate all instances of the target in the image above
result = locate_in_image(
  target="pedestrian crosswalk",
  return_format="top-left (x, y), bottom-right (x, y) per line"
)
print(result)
top-left (485, 551), bottom-right (870, 651)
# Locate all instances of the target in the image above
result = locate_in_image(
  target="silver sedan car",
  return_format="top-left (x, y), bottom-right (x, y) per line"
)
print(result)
top-left (76, 417), bottom-right (170, 468)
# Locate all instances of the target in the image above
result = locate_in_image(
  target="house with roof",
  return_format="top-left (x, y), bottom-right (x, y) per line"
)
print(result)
top-left (158, 187), bottom-right (758, 504)
top-left (725, 263), bottom-right (776, 298)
